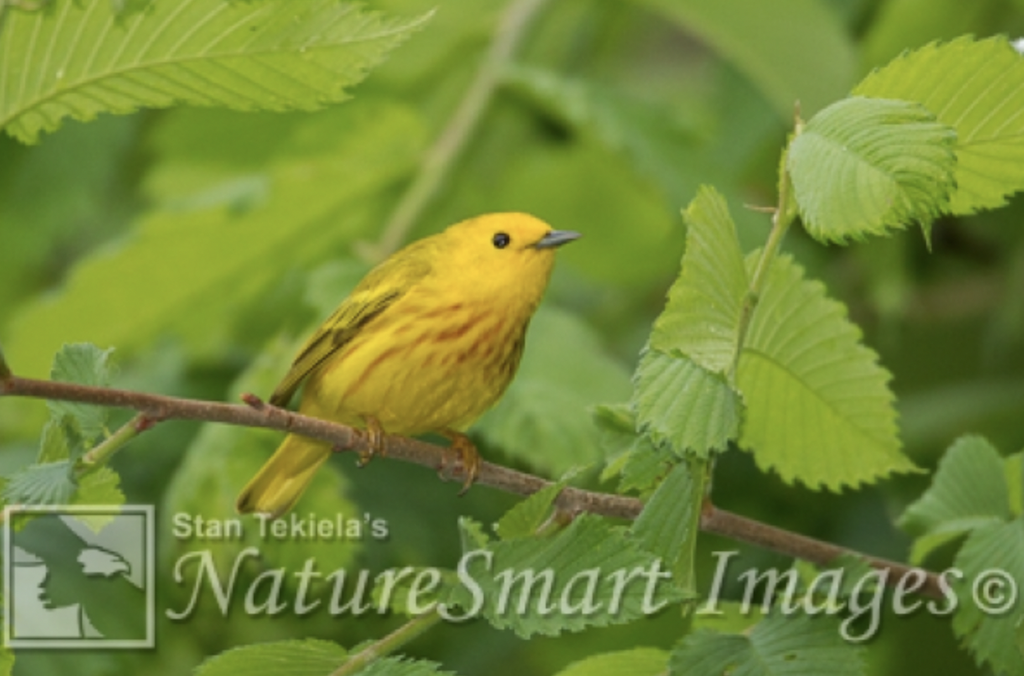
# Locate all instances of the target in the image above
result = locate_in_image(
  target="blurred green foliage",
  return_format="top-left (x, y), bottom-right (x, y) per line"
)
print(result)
top-left (2, 0), bottom-right (1024, 675)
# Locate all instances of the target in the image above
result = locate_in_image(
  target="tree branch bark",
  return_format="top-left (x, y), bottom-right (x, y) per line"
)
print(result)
top-left (0, 369), bottom-right (943, 598)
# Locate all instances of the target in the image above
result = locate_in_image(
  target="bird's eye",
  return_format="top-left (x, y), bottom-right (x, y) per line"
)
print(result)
top-left (492, 232), bottom-right (511, 249)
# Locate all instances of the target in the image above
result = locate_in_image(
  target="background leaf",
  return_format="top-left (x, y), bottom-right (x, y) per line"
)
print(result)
top-left (195, 639), bottom-right (348, 676)
top-left (632, 0), bottom-right (856, 117)
top-left (670, 612), bottom-right (866, 676)
top-left (4, 101), bottom-right (424, 378)
top-left (0, 0), bottom-right (428, 143)
top-left (952, 519), bottom-right (1024, 676)
top-left (899, 435), bottom-right (1012, 563)
top-left (450, 514), bottom-right (686, 638)
top-left (854, 35), bottom-right (1024, 214)
top-left (553, 647), bottom-right (668, 676)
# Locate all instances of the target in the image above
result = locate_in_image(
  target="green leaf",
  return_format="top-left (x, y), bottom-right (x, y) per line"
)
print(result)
top-left (355, 657), bottom-right (455, 676)
top-left (196, 639), bottom-right (347, 676)
top-left (899, 435), bottom-right (1011, 564)
top-left (2, 461), bottom-right (74, 505)
top-left (670, 612), bottom-right (866, 676)
top-left (631, 460), bottom-right (701, 585)
top-left (651, 186), bottom-right (748, 375)
top-left (1, 0), bottom-right (429, 143)
top-left (553, 648), bottom-right (669, 676)
top-left (37, 417), bottom-right (72, 463)
top-left (477, 307), bottom-right (632, 474)
top-left (495, 475), bottom-right (572, 541)
top-left (5, 101), bottom-right (423, 377)
top-left (952, 519), bottom-right (1024, 676)
top-left (1007, 452), bottom-right (1023, 518)
top-left (737, 254), bottom-right (917, 489)
top-left (855, 36), bottom-right (1024, 214)
top-left (450, 514), bottom-right (686, 638)
top-left (613, 435), bottom-right (675, 498)
top-left (47, 343), bottom-right (115, 443)
top-left (75, 466), bottom-right (124, 509)
top-left (632, 349), bottom-right (741, 458)
top-left (504, 65), bottom-right (705, 206)
top-left (787, 97), bottom-right (957, 244)
top-left (632, 0), bottom-right (856, 117)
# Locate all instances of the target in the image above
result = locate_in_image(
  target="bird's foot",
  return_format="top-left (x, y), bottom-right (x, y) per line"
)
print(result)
top-left (356, 415), bottom-right (385, 467)
top-left (439, 430), bottom-right (480, 495)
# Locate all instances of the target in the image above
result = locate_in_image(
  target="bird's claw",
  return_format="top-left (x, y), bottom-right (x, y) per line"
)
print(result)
top-left (441, 430), bottom-right (480, 495)
top-left (357, 416), bottom-right (385, 467)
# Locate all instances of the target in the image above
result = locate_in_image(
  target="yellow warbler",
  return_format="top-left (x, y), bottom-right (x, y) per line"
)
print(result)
top-left (236, 213), bottom-right (579, 518)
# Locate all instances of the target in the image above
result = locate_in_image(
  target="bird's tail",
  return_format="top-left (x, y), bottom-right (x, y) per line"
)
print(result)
top-left (236, 434), bottom-right (331, 518)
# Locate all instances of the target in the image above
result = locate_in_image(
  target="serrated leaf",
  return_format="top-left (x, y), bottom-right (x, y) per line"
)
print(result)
top-left (495, 476), bottom-right (571, 541)
top-left (633, 349), bottom-right (741, 458)
top-left (47, 343), bottom-right (114, 443)
top-left (952, 519), bottom-right (1024, 676)
top-left (899, 435), bottom-right (1011, 564)
top-left (356, 657), bottom-right (454, 676)
top-left (855, 36), bottom-right (1024, 214)
top-left (631, 460), bottom-right (701, 585)
top-left (593, 403), bottom-right (638, 484)
top-left (37, 417), bottom-right (71, 463)
top-left (553, 647), bottom-right (669, 676)
top-left (616, 436), bottom-right (674, 497)
top-left (1, 0), bottom-right (429, 143)
top-left (75, 466), bottom-right (124, 507)
top-left (450, 514), bottom-right (686, 638)
top-left (670, 612), bottom-right (866, 676)
top-left (458, 516), bottom-right (490, 552)
top-left (196, 639), bottom-right (348, 676)
top-left (2, 461), bottom-right (74, 505)
top-left (651, 186), bottom-right (748, 374)
top-left (737, 254), bottom-right (917, 489)
top-left (787, 97), bottom-right (957, 244)
top-left (5, 101), bottom-right (423, 378)
top-left (476, 307), bottom-right (631, 474)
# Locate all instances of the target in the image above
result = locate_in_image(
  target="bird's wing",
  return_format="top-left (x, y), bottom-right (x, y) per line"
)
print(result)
top-left (269, 241), bottom-right (435, 407)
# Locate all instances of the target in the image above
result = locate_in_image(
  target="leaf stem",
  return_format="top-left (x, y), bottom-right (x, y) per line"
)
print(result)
top-left (371, 0), bottom-right (551, 257)
top-left (76, 412), bottom-right (152, 475)
top-left (330, 612), bottom-right (442, 676)
top-left (728, 155), bottom-right (796, 381)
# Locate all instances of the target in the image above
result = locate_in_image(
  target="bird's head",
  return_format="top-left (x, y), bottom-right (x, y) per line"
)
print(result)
top-left (440, 213), bottom-right (580, 308)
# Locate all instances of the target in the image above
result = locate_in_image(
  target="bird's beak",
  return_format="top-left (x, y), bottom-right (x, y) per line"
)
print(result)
top-left (533, 230), bottom-right (581, 249)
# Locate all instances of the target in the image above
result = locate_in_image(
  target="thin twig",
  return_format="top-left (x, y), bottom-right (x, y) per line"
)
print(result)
top-left (1, 372), bottom-right (942, 598)
top-left (330, 612), bottom-right (442, 676)
top-left (370, 0), bottom-right (552, 258)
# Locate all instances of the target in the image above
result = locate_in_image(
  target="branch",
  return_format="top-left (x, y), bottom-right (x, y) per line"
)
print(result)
top-left (0, 370), bottom-right (944, 599)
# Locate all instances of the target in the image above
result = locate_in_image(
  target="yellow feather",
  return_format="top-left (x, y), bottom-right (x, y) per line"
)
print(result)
top-left (236, 213), bottom-right (579, 518)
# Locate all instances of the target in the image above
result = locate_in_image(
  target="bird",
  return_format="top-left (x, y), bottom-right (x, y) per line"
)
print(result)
top-left (236, 212), bottom-right (580, 518)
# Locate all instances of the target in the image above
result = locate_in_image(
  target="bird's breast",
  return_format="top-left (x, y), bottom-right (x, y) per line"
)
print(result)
top-left (304, 299), bottom-right (530, 435)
